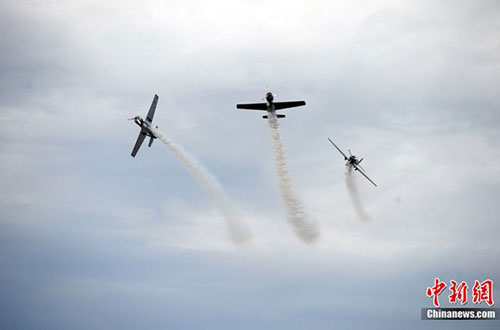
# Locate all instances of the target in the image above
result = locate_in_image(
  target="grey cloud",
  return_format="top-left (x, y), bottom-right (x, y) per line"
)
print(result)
top-left (1, 0), bottom-right (499, 329)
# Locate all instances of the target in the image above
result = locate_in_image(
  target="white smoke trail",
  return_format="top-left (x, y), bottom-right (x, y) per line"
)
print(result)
top-left (267, 113), bottom-right (320, 244)
top-left (345, 165), bottom-right (371, 222)
top-left (152, 128), bottom-right (252, 245)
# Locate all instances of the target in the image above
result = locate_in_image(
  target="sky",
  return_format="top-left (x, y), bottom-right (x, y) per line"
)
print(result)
top-left (0, 0), bottom-right (499, 329)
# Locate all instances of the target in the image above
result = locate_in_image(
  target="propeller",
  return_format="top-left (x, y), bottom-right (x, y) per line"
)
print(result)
top-left (262, 85), bottom-right (279, 100)
top-left (128, 110), bottom-right (142, 120)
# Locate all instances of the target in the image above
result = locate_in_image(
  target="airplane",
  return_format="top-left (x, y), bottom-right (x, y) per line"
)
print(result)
top-left (128, 94), bottom-right (159, 158)
top-left (328, 137), bottom-right (377, 187)
top-left (236, 92), bottom-right (306, 119)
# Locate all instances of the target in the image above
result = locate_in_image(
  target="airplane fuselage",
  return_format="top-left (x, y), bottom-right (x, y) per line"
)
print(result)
top-left (236, 92), bottom-right (305, 119)
top-left (327, 137), bottom-right (375, 186)
top-left (133, 116), bottom-right (157, 138)
top-left (263, 92), bottom-right (286, 119)
top-left (130, 94), bottom-right (160, 157)
top-left (346, 155), bottom-right (363, 167)
top-left (265, 92), bottom-right (274, 110)
top-left (347, 156), bottom-right (357, 165)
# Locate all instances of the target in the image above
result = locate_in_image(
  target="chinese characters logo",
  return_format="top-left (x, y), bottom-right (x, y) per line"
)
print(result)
top-left (426, 278), bottom-right (494, 307)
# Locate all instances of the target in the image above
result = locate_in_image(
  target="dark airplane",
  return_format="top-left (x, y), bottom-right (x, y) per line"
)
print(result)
top-left (128, 94), bottom-right (159, 158)
top-left (328, 138), bottom-right (377, 187)
top-left (236, 92), bottom-right (306, 119)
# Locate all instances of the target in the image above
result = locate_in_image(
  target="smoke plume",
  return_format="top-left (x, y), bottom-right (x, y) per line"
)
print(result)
top-left (152, 128), bottom-right (252, 245)
top-left (267, 114), bottom-right (320, 244)
top-left (345, 165), bottom-right (371, 222)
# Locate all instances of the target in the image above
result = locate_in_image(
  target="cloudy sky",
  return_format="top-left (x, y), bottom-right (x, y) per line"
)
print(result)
top-left (1, 0), bottom-right (499, 329)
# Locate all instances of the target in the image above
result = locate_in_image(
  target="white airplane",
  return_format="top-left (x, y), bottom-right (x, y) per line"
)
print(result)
top-left (128, 94), bottom-right (159, 158)
top-left (236, 91), bottom-right (306, 119)
top-left (328, 138), bottom-right (377, 187)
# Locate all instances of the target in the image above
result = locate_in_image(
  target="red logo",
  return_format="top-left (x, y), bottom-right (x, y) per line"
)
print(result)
top-left (449, 280), bottom-right (468, 305)
top-left (426, 278), bottom-right (447, 307)
top-left (472, 279), bottom-right (494, 306)
top-left (426, 278), bottom-right (494, 307)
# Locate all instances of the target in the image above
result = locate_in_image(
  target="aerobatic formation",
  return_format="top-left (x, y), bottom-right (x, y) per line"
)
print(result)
top-left (129, 93), bottom-right (377, 244)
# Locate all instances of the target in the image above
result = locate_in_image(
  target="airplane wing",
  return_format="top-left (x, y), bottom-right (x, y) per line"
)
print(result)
top-left (274, 101), bottom-right (306, 110)
top-left (353, 163), bottom-right (377, 187)
top-left (146, 94), bottom-right (159, 123)
top-left (328, 138), bottom-right (348, 160)
top-left (236, 103), bottom-right (268, 110)
top-left (131, 128), bottom-right (148, 157)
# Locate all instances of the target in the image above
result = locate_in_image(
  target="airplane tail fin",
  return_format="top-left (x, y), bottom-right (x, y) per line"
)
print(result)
top-left (262, 114), bottom-right (286, 119)
top-left (148, 136), bottom-right (154, 147)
